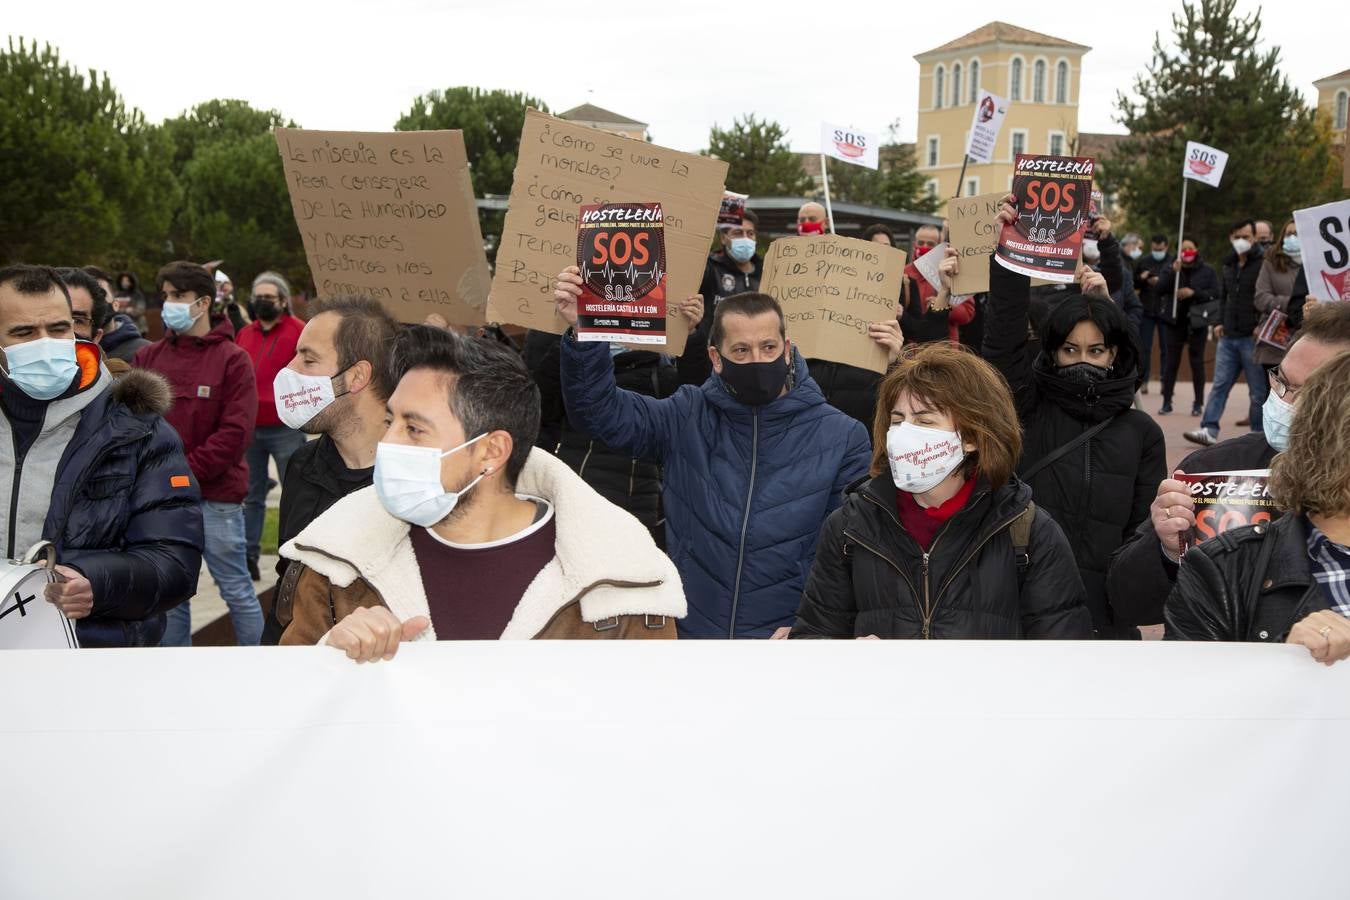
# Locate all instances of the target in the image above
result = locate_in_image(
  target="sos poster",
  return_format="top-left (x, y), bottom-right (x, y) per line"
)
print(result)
top-left (994, 155), bottom-right (1096, 283)
top-left (575, 202), bottom-right (668, 345)
top-left (1178, 470), bottom-right (1275, 556)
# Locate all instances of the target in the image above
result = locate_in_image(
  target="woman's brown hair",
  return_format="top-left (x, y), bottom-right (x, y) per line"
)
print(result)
top-left (1267, 218), bottom-right (1298, 274)
top-left (869, 342), bottom-right (1022, 486)
top-left (1270, 351), bottom-right (1350, 516)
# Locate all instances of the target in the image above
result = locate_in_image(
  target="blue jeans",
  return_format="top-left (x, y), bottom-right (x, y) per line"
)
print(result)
top-left (162, 501), bottom-right (263, 646)
top-left (1138, 314), bottom-right (1168, 385)
top-left (244, 426), bottom-right (307, 564)
top-left (1201, 335), bottom-right (1267, 436)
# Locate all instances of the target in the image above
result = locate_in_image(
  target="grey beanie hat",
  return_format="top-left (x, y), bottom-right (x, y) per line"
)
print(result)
top-left (251, 271), bottom-right (291, 299)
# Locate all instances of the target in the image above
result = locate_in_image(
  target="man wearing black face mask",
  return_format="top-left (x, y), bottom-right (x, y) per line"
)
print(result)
top-left (554, 267), bottom-right (871, 639)
top-left (236, 271), bottom-right (306, 581)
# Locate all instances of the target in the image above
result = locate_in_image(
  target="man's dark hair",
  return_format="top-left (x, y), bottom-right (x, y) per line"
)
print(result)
top-left (709, 292), bottom-right (786, 350)
top-left (741, 208), bottom-right (759, 229)
top-left (1230, 218), bottom-right (1256, 236)
top-left (155, 260), bottom-right (214, 300)
top-left (309, 295), bottom-right (401, 401)
top-left (81, 264), bottom-right (113, 285)
top-left (1150, 233), bottom-right (1168, 245)
top-left (57, 267), bottom-right (112, 333)
top-left (862, 223), bottom-right (895, 244)
top-left (390, 326), bottom-right (540, 485)
top-left (0, 264), bottom-right (72, 305)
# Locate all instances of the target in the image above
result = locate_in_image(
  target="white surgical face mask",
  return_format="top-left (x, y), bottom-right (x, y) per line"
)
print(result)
top-left (1231, 238), bottom-right (1252, 256)
top-left (1261, 390), bottom-right (1295, 452)
top-left (273, 366), bottom-right (344, 430)
top-left (374, 433), bottom-right (487, 526)
top-left (886, 422), bottom-right (966, 494)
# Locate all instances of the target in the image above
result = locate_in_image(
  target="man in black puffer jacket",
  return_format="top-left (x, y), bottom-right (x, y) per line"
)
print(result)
top-left (0, 265), bottom-right (203, 647)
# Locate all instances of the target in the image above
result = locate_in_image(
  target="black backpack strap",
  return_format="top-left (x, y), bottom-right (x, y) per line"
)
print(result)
top-left (1008, 501), bottom-right (1036, 589)
top-left (1019, 418), bottom-right (1112, 483)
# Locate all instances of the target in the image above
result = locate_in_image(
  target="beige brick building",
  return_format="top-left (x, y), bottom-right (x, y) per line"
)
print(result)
top-left (914, 22), bottom-right (1090, 212)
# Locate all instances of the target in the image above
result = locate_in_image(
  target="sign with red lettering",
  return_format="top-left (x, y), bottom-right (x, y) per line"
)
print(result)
top-left (718, 191), bottom-right (748, 229)
top-left (1177, 470), bottom-right (1275, 556)
top-left (994, 154), bottom-right (1096, 283)
top-left (575, 202), bottom-right (667, 345)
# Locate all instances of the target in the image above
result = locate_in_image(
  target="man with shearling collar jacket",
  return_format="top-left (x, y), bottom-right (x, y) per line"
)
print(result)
top-left (278, 327), bottom-right (684, 658)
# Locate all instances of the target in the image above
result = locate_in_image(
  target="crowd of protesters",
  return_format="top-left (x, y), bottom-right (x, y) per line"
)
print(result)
top-left (3, 178), bottom-right (1348, 667)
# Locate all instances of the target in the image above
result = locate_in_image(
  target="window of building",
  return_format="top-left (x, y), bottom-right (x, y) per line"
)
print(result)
top-left (1033, 59), bottom-right (1047, 103)
top-left (952, 63), bottom-right (963, 106)
top-left (966, 177), bottom-right (980, 197)
top-left (926, 136), bottom-right (940, 167)
top-left (1011, 129), bottom-right (1027, 159)
top-left (969, 60), bottom-right (981, 103)
top-left (925, 179), bottom-right (939, 199)
top-left (934, 65), bottom-right (945, 109)
top-left (1049, 131), bottom-right (1065, 156)
top-left (1337, 90), bottom-right (1349, 130)
top-left (1010, 57), bottom-right (1023, 102)
top-left (1055, 60), bottom-right (1069, 104)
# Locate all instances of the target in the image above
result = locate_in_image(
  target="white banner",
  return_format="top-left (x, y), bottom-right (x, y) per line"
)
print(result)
top-left (1182, 140), bottom-right (1229, 187)
top-left (965, 89), bottom-right (1010, 164)
top-left (821, 122), bottom-right (880, 170)
top-left (3, 641), bottom-right (1349, 899)
top-left (1292, 199), bottom-right (1350, 302)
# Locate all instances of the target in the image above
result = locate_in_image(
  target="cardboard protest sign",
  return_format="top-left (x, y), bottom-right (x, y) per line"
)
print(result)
top-left (275, 128), bottom-right (491, 325)
top-left (912, 242), bottom-right (946, 292)
top-left (759, 234), bottom-right (906, 374)
top-left (948, 191), bottom-right (1007, 295)
top-left (821, 123), bottom-right (881, 170)
top-left (994, 155), bottom-right (1095, 284)
top-left (1292, 199), bottom-right (1350, 302)
top-left (489, 109), bottom-right (728, 345)
top-left (965, 90), bottom-right (1009, 164)
top-left (0, 564), bottom-right (77, 650)
top-left (1177, 470), bottom-right (1274, 556)
top-left (574, 203), bottom-right (668, 345)
top-left (1182, 140), bottom-right (1229, 188)
top-left (718, 191), bottom-right (748, 229)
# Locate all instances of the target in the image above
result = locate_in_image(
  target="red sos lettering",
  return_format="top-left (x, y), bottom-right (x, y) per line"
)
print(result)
top-left (590, 231), bottom-right (651, 266)
top-left (1194, 508), bottom-right (1273, 541)
top-left (1023, 180), bottom-right (1078, 212)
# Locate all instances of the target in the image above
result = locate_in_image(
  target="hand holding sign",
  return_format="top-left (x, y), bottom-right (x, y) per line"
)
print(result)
top-left (45, 565), bottom-right (93, 620)
top-left (1150, 473), bottom-right (1197, 563)
top-left (554, 266), bottom-right (583, 328)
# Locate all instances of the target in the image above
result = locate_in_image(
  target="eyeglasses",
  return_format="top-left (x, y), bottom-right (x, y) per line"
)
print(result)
top-left (1268, 366), bottom-right (1299, 400)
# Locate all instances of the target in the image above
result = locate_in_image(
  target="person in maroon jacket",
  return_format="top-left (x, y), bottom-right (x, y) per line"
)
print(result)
top-left (134, 260), bottom-right (260, 646)
top-left (235, 272), bottom-right (306, 581)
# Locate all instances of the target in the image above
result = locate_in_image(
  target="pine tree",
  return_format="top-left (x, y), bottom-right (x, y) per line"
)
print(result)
top-left (1103, 0), bottom-right (1337, 256)
top-left (705, 115), bottom-right (814, 197)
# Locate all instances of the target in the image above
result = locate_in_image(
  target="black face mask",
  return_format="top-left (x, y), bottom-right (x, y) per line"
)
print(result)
top-left (1057, 361), bottom-right (1111, 384)
top-left (718, 351), bottom-right (789, 406)
top-left (254, 300), bottom-right (280, 322)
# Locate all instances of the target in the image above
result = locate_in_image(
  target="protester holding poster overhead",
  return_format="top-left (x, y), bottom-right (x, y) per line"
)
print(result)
top-left (0, 265), bottom-right (203, 648)
top-left (900, 224), bottom-right (975, 346)
top-left (981, 193), bottom-right (1166, 639)
top-left (1107, 301), bottom-right (1350, 631)
top-left (790, 342), bottom-right (1091, 640)
top-left (554, 269), bottom-right (871, 639)
top-left (1166, 352), bottom-right (1350, 664)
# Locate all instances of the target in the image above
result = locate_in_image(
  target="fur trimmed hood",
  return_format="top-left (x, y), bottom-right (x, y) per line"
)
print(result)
top-left (281, 447), bottom-right (686, 640)
top-left (109, 368), bottom-right (173, 416)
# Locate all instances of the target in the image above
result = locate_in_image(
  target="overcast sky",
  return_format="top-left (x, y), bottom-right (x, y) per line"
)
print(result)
top-left (7, 0), bottom-right (1345, 154)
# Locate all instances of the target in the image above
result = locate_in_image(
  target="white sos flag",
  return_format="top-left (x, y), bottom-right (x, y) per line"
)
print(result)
top-left (965, 90), bottom-right (1010, 164)
top-left (821, 122), bottom-right (880, 170)
top-left (1182, 140), bottom-right (1230, 188)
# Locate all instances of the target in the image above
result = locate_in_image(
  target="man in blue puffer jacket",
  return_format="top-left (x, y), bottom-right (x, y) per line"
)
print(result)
top-left (0, 265), bottom-right (204, 647)
top-left (555, 270), bottom-right (873, 638)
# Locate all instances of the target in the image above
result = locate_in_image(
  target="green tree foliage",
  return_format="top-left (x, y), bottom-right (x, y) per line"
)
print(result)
top-left (161, 99), bottom-right (304, 287)
top-left (705, 115), bottom-right (814, 197)
top-left (395, 87), bottom-right (548, 196)
top-left (824, 121), bottom-right (940, 214)
top-left (0, 38), bottom-right (177, 269)
top-left (1103, 0), bottom-right (1337, 256)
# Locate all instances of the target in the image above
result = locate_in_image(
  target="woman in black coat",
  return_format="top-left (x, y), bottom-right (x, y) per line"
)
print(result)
top-left (978, 203), bottom-right (1167, 639)
top-left (1155, 240), bottom-right (1221, 416)
top-left (791, 342), bottom-right (1091, 640)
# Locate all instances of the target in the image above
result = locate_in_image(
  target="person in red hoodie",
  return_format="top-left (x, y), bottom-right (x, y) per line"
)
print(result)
top-left (134, 261), bottom-right (260, 646)
top-left (234, 272), bottom-right (306, 582)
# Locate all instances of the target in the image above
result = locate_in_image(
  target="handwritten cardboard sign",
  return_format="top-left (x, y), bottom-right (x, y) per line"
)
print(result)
top-left (488, 109), bottom-right (728, 346)
top-left (948, 191), bottom-right (1007, 295)
top-left (276, 128), bottom-right (491, 325)
top-left (759, 234), bottom-right (906, 374)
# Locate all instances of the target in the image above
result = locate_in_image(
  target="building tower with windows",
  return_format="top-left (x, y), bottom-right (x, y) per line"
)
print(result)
top-left (914, 22), bottom-right (1090, 212)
